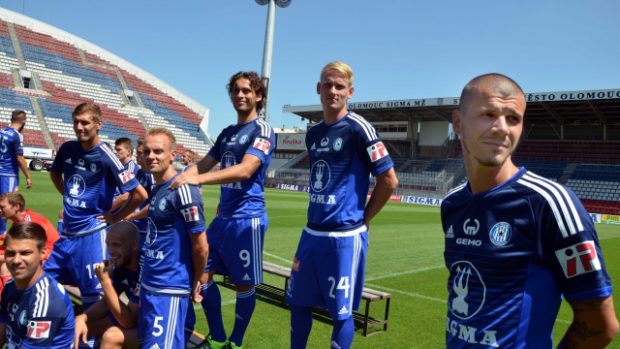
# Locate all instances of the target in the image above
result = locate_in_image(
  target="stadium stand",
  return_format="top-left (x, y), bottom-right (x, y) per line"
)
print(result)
top-left (281, 88), bottom-right (620, 214)
top-left (0, 8), bottom-right (212, 157)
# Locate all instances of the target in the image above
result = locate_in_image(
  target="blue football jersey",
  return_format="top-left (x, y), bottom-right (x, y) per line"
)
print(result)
top-left (134, 168), bottom-right (154, 232)
top-left (207, 118), bottom-right (274, 218)
top-left (305, 112), bottom-right (393, 231)
top-left (112, 265), bottom-right (140, 304)
top-left (0, 127), bottom-right (24, 177)
top-left (50, 141), bottom-right (140, 235)
top-left (142, 175), bottom-right (205, 294)
top-left (441, 168), bottom-right (613, 349)
top-left (0, 273), bottom-right (75, 349)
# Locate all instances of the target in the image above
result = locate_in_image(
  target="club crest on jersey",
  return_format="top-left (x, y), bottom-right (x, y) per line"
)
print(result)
top-left (555, 240), bottom-right (602, 278)
top-left (90, 163), bottom-right (97, 172)
top-left (221, 151), bottom-right (237, 169)
top-left (27, 320), bottom-right (51, 339)
top-left (18, 310), bottom-right (27, 325)
top-left (366, 141), bottom-right (388, 162)
top-left (310, 160), bottom-right (331, 193)
top-left (239, 134), bottom-right (248, 144)
top-left (119, 170), bottom-right (135, 184)
top-left (448, 261), bottom-right (485, 320)
top-left (158, 198), bottom-right (167, 211)
top-left (253, 137), bottom-right (271, 155)
top-left (489, 222), bottom-right (512, 247)
top-left (181, 206), bottom-right (200, 222)
top-left (333, 137), bottom-right (343, 151)
top-left (67, 174), bottom-right (85, 197)
top-left (145, 218), bottom-right (158, 247)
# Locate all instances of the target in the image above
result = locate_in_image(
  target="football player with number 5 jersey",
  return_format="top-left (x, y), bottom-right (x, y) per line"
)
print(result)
top-left (286, 61), bottom-right (398, 349)
top-left (442, 73), bottom-right (618, 348)
top-left (138, 128), bottom-right (209, 349)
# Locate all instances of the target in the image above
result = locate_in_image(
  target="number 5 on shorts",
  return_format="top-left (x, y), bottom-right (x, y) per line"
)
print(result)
top-left (152, 316), bottom-right (164, 336)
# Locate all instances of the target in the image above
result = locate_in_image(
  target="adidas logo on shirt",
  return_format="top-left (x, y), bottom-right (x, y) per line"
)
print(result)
top-left (338, 306), bottom-right (348, 315)
top-left (242, 273), bottom-right (251, 281)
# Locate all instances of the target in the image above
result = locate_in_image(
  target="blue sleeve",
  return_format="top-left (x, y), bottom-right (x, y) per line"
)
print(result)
top-left (355, 123), bottom-right (393, 176)
top-left (101, 146), bottom-right (139, 194)
top-left (50, 142), bottom-right (69, 173)
top-left (14, 133), bottom-right (24, 156)
top-left (23, 285), bottom-right (73, 348)
top-left (245, 121), bottom-right (275, 163)
top-left (207, 130), bottom-right (224, 160)
top-left (538, 187), bottom-right (613, 302)
top-left (176, 184), bottom-right (206, 234)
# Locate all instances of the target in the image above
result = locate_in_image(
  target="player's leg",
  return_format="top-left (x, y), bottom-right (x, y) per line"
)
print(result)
top-left (286, 230), bottom-right (324, 349)
top-left (200, 216), bottom-right (228, 345)
top-left (0, 176), bottom-right (17, 234)
top-left (78, 229), bottom-right (108, 309)
top-left (226, 216), bottom-right (268, 348)
top-left (100, 325), bottom-right (139, 349)
top-left (138, 291), bottom-right (188, 349)
top-left (319, 230), bottom-right (368, 349)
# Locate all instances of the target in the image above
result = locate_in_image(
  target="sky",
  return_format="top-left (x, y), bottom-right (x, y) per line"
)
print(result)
top-left (1, 0), bottom-right (619, 138)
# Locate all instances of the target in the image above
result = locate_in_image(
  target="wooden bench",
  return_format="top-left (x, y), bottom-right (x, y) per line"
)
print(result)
top-left (64, 285), bottom-right (206, 348)
top-left (222, 261), bottom-right (391, 336)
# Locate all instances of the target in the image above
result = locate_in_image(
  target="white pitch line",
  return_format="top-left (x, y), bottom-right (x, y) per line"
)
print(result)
top-left (366, 265), bottom-right (444, 281)
top-left (264, 251), bottom-right (292, 265)
top-left (364, 283), bottom-right (446, 304)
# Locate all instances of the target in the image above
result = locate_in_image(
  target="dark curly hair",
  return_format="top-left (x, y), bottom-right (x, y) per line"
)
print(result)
top-left (226, 71), bottom-right (267, 113)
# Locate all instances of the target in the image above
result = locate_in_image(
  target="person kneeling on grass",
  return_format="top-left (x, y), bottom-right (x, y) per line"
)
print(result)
top-left (74, 221), bottom-right (141, 349)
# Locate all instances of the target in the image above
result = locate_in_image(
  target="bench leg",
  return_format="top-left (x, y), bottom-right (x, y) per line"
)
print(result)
top-left (364, 298), bottom-right (371, 336)
top-left (383, 298), bottom-right (391, 331)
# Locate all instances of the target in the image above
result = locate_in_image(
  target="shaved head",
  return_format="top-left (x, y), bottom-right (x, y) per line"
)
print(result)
top-left (459, 73), bottom-right (525, 112)
top-left (107, 220), bottom-right (139, 244)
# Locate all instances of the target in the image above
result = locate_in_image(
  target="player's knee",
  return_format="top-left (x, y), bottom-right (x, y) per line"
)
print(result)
top-left (100, 326), bottom-right (125, 349)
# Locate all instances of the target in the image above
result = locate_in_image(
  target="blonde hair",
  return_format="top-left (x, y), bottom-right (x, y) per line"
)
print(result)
top-left (320, 61), bottom-right (354, 85)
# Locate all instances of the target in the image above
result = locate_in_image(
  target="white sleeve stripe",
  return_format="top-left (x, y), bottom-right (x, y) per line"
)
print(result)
top-left (517, 178), bottom-right (570, 238)
top-left (525, 172), bottom-right (584, 232)
top-left (100, 144), bottom-right (124, 170)
top-left (34, 277), bottom-right (50, 317)
top-left (443, 182), bottom-right (467, 200)
top-left (257, 119), bottom-right (272, 137)
top-left (522, 174), bottom-right (577, 235)
top-left (347, 112), bottom-right (377, 141)
top-left (179, 184), bottom-right (192, 205)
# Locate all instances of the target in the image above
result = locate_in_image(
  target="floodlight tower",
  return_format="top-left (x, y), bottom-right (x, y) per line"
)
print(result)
top-left (255, 0), bottom-right (291, 120)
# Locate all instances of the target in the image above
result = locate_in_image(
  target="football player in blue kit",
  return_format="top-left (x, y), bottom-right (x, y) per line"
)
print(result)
top-left (74, 221), bottom-right (141, 349)
top-left (170, 71), bottom-right (274, 349)
top-left (442, 73), bottom-right (618, 348)
top-left (139, 128), bottom-right (209, 349)
top-left (0, 109), bottom-right (32, 234)
top-left (112, 137), bottom-right (141, 201)
top-left (0, 221), bottom-right (74, 348)
top-left (285, 61), bottom-right (399, 349)
top-left (46, 102), bottom-right (147, 311)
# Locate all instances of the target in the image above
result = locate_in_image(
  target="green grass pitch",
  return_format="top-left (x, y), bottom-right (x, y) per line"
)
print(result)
top-left (19, 172), bottom-right (620, 348)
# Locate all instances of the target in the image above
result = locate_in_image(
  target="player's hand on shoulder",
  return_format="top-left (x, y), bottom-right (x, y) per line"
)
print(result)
top-left (169, 172), bottom-right (198, 189)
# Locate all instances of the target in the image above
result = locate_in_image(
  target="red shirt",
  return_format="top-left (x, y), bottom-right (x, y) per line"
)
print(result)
top-left (0, 210), bottom-right (60, 261)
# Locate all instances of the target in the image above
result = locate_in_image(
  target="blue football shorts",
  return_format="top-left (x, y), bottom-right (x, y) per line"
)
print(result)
top-left (43, 227), bottom-right (107, 304)
top-left (138, 290), bottom-right (189, 349)
top-left (286, 226), bottom-right (368, 320)
top-left (205, 215), bottom-right (268, 285)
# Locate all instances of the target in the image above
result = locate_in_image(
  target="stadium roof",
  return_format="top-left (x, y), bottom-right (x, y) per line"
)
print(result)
top-left (283, 88), bottom-right (620, 126)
